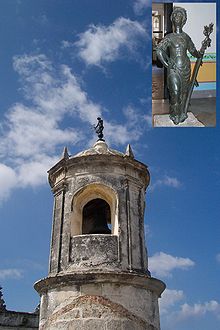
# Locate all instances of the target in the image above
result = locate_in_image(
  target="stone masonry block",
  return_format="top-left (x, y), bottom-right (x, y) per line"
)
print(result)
top-left (81, 283), bottom-right (102, 296)
top-left (105, 319), bottom-right (123, 330)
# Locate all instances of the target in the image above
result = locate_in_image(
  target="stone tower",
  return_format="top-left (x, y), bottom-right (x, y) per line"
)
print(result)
top-left (35, 138), bottom-right (165, 329)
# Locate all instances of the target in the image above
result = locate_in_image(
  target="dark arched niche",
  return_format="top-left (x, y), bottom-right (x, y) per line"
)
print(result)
top-left (82, 198), bottom-right (111, 234)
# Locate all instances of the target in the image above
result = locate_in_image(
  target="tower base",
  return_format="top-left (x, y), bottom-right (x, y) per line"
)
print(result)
top-left (35, 272), bottom-right (165, 330)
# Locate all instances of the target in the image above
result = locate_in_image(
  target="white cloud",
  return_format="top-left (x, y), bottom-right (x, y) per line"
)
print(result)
top-left (160, 289), bottom-right (184, 315)
top-left (3, 104), bottom-right (78, 158)
top-left (177, 300), bottom-right (220, 320)
top-left (0, 55), bottom-right (85, 200)
top-left (0, 53), bottom-right (146, 202)
top-left (12, 55), bottom-right (102, 123)
top-left (105, 121), bottom-right (137, 145)
top-left (123, 105), bottom-right (144, 127)
top-left (0, 269), bottom-right (23, 280)
top-left (17, 156), bottom-right (59, 187)
top-left (61, 40), bottom-right (73, 49)
top-left (75, 17), bottom-right (146, 66)
top-left (103, 105), bottom-right (147, 145)
top-left (0, 164), bottom-right (17, 202)
top-left (164, 176), bottom-right (181, 187)
top-left (150, 175), bottom-right (182, 191)
top-left (149, 252), bottom-right (195, 278)
top-left (161, 295), bottom-right (220, 329)
top-left (133, 0), bottom-right (151, 15)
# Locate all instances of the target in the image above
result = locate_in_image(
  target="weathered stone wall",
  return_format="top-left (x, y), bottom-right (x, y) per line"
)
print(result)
top-left (38, 280), bottom-right (160, 330)
top-left (0, 310), bottom-right (39, 329)
top-left (69, 235), bottom-right (119, 270)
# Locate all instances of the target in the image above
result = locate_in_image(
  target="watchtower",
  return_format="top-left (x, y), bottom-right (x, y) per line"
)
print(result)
top-left (35, 132), bottom-right (165, 329)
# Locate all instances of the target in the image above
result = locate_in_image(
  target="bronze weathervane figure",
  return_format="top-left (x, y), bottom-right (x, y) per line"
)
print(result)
top-left (156, 7), bottom-right (213, 125)
top-left (94, 117), bottom-right (105, 141)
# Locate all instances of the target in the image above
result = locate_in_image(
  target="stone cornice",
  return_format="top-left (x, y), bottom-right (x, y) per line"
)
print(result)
top-left (48, 154), bottom-right (150, 189)
top-left (34, 271), bottom-right (165, 297)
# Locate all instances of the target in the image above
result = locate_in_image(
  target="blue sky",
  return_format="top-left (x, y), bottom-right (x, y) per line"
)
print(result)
top-left (0, 0), bottom-right (219, 329)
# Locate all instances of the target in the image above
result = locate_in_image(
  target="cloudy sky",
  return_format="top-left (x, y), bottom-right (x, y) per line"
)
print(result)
top-left (0, 1), bottom-right (219, 329)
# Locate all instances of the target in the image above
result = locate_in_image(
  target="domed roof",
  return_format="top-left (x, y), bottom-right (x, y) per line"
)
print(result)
top-left (48, 141), bottom-right (148, 189)
top-left (73, 140), bottom-right (125, 158)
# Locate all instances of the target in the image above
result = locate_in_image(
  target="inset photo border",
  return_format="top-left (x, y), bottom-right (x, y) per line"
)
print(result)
top-left (152, 2), bottom-right (216, 127)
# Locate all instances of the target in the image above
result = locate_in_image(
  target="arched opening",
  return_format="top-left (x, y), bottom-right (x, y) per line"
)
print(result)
top-left (82, 198), bottom-right (111, 234)
top-left (70, 183), bottom-right (118, 236)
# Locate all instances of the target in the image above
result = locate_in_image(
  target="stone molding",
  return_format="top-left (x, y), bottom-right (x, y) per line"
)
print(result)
top-left (34, 271), bottom-right (165, 297)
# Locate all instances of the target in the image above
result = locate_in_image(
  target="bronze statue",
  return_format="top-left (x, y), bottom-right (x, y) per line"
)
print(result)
top-left (94, 117), bottom-right (104, 141)
top-left (156, 7), bottom-right (201, 125)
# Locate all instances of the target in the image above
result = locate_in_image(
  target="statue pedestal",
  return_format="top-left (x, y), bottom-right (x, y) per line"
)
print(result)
top-left (153, 112), bottom-right (205, 127)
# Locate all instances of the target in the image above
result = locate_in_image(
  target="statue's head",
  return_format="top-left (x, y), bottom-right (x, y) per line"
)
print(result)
top-left (171, 7), bottom-right (187, 28)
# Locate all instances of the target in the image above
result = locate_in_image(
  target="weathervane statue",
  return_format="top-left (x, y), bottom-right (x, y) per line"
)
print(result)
top-left (156, 7), bottom-right (213, 125)
top-left (94, 117), bottom-right (105, 141)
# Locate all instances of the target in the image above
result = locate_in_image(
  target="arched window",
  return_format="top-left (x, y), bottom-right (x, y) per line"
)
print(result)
top-left (70, 183), bottom-right (118, 236)
top-left (82, 198), bottom-right (111, 234)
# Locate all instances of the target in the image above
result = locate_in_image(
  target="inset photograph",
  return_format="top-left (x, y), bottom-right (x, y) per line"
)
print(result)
top-left (152, 2), bottom-right (216, 127)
